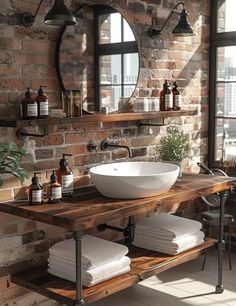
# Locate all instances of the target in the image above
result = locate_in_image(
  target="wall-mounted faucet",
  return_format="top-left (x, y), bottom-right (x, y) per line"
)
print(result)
top-left (101, 140), bottom-right (132, 158)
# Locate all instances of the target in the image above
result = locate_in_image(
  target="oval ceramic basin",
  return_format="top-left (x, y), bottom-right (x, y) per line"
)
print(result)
top-left (89, 162), bottom-right (179, 199)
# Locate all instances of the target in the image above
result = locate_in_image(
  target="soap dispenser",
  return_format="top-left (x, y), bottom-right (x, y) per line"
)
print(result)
top-left (56, 154), bottom-right (74, 197)
top-left (160, 80), bottom-right (173, 111)
top-left (21, 88), bottom-right (38, 119)
top-left (35, 86), bottom-right (49, 118)
top-left (29, 172), bottom-right (43, 205)
top-left (48, 171), bottom-right (62, 203)
top-left (172, 81), bottom-right (181, 111)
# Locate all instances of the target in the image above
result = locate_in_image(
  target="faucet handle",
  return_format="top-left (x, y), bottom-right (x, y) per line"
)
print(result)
top-left (101, 140), bottom-right (109, 151)
top-left (87, 141), bottom-right (97, 152)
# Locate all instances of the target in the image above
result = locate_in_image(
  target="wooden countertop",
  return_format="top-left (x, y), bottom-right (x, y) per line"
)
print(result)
top-left (0, 173), bottom-right (235, 231)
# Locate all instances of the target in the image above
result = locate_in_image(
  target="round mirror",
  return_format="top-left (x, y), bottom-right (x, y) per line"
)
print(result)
top-left (57, 4), bottom-right (140, 114)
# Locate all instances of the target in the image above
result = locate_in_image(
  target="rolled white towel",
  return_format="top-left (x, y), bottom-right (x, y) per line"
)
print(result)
top-left (135, 214), bottom-right (202, 239)
top-left (49, 235), bottom-right (128, 269)
top-left (48, 255), bottom-right (131, 281)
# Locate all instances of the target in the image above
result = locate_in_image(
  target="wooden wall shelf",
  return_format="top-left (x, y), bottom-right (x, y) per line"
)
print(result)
top-left (0, 110), bottom-right (196, 128)
top-left (11, 239), bottom-right (215, 305)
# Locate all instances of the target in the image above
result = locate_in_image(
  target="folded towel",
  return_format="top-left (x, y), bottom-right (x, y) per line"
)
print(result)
top-left (133, 238), bottom-right (204, 255)
top-left (49, 235), bottom-right (128, 269)
top-left (135, 214), bottom-right (202, 239)
top-left (134, 231), bottom-right (205, 249)
top-left (135, 228), bottom-right (203, 242)
top-left (48, 255), bottom-right (131, 281)
top-left (48, 265), bottom-right (130, 287)
top-left (134, 231), bottom-right (205, 251)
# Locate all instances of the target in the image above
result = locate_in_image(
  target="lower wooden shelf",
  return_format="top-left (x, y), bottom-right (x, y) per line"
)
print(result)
top-left (11, 239), bottom-right (215, 305)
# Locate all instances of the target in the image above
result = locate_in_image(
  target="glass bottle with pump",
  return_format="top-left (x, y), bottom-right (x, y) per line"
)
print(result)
top-left (29, 173), bottom-right (43, 205)
top-left (172, 81), bottom-right (181, 110)
top-left (160, 80), bottom-right (173, 111)
top-left (35, 86), bottom-right (49, 119)
top-left (56, 154), bottom-right (74, 197)
top-left (48, 171), bottom-right (62, 203)
top-left (164, 80), bottom-right (173, 111)
top-left (21, 88), bottom-right (38, 119)
top-left (159, 81), bottom-right (166, 111)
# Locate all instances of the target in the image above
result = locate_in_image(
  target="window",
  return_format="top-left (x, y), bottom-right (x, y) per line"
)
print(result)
top-left (94, 6), bottom-right (139, 112)
top-left (209, 0), bottom-right (236, 166)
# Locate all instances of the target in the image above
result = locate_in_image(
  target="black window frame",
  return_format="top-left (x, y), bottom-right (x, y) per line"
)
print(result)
top-left (209, 0), bottom-right (236, 167)
top-left (93, 5), bottom-right (139, 111)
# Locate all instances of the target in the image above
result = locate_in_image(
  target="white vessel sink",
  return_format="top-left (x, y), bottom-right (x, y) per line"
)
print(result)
top-left (89, 162), bottom-right (179, 199)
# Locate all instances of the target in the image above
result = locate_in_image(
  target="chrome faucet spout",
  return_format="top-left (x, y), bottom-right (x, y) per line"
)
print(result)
top-left (101, 140), bottom-right (132, 158)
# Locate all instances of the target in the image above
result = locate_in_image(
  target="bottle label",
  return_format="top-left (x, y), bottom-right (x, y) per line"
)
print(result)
top-left (62, 174), bottom-right (74, 193)
top-left (175, 95), bottom-right (182, 107)
top-left (165, 94), bottom-right (173, 108)
top-left (51, 186), bottom-right (62, 200)
top-left (39, 100), bottom-right (49, 116)
top-left (27, 104), bottom-right (38, 117)
top-left (32, 190), bottom-right (43, 203)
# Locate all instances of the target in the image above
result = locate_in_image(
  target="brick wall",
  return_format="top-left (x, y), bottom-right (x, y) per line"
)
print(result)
top-left (0, 0), bottom-right (210, 304)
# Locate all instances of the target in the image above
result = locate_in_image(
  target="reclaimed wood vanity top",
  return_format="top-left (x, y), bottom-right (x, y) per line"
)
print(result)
top-left (0, 173), bottom-right (235, 231)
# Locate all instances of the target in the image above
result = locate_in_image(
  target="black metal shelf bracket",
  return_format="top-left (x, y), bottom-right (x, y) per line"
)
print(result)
top-left (97, 216), bottom-right (136, 243)
top-left (16, 127), bottom-right (48, 140)
top-left (137, 119), bottom-right (165, 127)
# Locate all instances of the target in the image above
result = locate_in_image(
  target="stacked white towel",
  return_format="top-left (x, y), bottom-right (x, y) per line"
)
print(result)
top-left (133, 213), bottom-right (205, 255)
top-left (47, 235), bottom-right (131, 287)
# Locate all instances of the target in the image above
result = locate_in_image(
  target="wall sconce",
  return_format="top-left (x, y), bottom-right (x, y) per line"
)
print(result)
top-left (149, 1), bottom-right (195, 39)
top-left (21, 0), bottom-right (76, 27)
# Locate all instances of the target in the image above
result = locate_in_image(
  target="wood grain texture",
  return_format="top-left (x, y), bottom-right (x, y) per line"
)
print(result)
top-left (0, 174), bottom-right (235, 231)
top-left (0, 110), bottom-right (195, 127)
top-left (11, 239), bottom-right (215, 305)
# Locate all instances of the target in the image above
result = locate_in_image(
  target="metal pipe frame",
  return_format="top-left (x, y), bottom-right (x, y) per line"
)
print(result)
top-left (97, 216), bottom-right (136, 243)
top-left (215, 190), bottom-right (229, 293)
top-left (73, 231), bottom-right (85, 305)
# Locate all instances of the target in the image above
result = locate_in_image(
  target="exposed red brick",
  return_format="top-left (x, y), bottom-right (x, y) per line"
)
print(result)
top-left (43, 134), bottom-right (64, 146)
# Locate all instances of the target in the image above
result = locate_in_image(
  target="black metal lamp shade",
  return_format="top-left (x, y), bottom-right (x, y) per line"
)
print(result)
top-left (44, 0), bottom-right (76, 26)
top-left (172, 8), bottom-right (195, 36)
top-left (148, 2), bottom-right (195, 39)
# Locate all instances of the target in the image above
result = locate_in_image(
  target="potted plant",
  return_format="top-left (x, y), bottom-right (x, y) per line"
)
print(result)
top-left (156, 126), bottom-right (191, 177)
top-left (0, 142), bottom-right (31, 187)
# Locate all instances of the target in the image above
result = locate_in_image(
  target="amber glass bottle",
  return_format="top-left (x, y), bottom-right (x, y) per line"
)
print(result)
top-left (56, 154), bottom-right (74, 197)
top-left (29, 173), bottom-right (43, 205)
top-left (160, 80), bottom-right (173, 111)
top-left (48, 171), bottom-right (62, 203)
top-left (22, 88), bottom-right (38, 119)
top-left (159, 81), bottom-right (166, 111)
top-left (35, 86), bottom-right (49, 119)
top-left (172, 81), bottom-right (181, 110)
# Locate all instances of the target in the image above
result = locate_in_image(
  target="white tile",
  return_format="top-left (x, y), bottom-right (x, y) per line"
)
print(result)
top-left (90, 291), bottom-right (148, 306)
top-left (90, 250), bottom-right (236, 306)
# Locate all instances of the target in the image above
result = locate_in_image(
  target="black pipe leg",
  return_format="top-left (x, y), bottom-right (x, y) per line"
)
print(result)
top-left (228, 225), bottom-right (232, 270)
top-left (215, 190), bottom-right (228, 294)
top-left (73, 231), bottom-right (85, 305)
